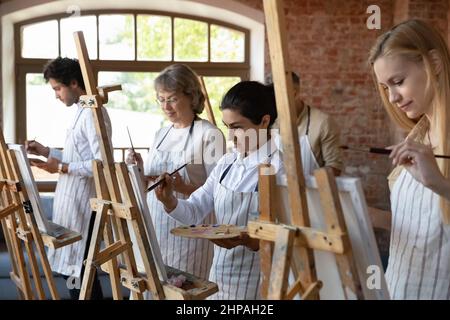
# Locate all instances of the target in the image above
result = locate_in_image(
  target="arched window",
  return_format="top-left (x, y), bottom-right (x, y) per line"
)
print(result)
top-left (15, 10), bottom-right (249, 175)
top-left (14, 10), bottom-right (250, 185)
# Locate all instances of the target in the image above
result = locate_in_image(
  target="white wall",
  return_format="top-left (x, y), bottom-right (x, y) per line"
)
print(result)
top-left (1, 0), bottom-right (265, 141)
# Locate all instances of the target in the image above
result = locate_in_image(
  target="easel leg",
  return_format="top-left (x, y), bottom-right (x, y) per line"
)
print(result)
top-left (103, 214), bottom-right (123, 300)
top-left (79, 204), bottom-right (109, 300)
top-left (1, 218), bottom-right (24, 299)
top-left (268, 227), bottom-right (295, 299)
top-left (8, 213), bottom-right (34, 299)
top-left (26, 212), bottom-right (60, 300)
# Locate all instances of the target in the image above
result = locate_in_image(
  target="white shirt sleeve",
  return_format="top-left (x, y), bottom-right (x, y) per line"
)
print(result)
top-left (68, 109), bottom-right (112, 177)
top-left (168, 160), bottom-right (222, 225)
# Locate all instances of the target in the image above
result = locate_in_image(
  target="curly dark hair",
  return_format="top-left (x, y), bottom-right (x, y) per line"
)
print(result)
top-left (43, 57), bottom-right (85, 90)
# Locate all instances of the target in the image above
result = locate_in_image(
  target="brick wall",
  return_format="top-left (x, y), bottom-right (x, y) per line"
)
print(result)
top-left (236, 0), bottom-right (450, 211)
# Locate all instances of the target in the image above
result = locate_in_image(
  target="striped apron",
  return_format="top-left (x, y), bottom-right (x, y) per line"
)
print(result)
top-left (146, 122), bottom-right (214, 279)
top-left (47, 108), bottom-right (96, 278)
top-left (386, 169), bottom-right (450, 299)
top-left (208, 158), bottom-right (261, 300)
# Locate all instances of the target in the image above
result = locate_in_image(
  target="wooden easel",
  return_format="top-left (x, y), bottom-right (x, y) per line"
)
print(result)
top-left (0, 129), bottom-right (81, 300)
top-left (198, 76), bottom-right (217, 126)
top-left (74, 31), bottom-right (218, 300)
top-left (247, 0), bottom-right (363, 300)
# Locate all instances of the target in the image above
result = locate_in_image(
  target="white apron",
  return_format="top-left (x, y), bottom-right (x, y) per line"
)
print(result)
top-left (47, 108), bottom-right (96, 278)
top-left (276, 105), bottom-right (320, 175)
top-left (208, 160), bottom-right (261, 300)
top-left (386, 169), bottom-right (450, 299)
top-left (299, 105), bottom-right (320, 175)
top-left (146, 121), bottom-right (214, 279)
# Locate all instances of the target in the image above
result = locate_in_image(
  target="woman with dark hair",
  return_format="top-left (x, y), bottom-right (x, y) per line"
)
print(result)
top-left (126, 64), bottom-right (225, 283)
top-left (154, 81), bottom-right (285, 299)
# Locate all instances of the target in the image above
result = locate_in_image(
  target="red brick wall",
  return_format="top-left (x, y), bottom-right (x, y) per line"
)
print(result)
top-left (235, 0), bottom-right (450, 211)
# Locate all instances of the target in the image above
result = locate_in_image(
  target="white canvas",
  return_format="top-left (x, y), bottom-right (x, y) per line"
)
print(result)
top-left (7, 144), bottom-right (59, 236)
top-left (276, 174), bottom-right (390, 300)
top-left (127, 165), bottom-right (167, 282)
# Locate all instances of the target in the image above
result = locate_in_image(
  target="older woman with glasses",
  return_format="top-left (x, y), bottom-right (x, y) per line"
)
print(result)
top-left (126, 64), bottom-right (225, 284)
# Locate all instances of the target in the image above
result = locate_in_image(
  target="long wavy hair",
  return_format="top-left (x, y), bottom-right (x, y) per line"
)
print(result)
top-left (369, 19), bottom-right (450, 223)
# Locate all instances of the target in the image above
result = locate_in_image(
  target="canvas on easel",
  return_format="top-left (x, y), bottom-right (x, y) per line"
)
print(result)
top-left (0, 131), bottom-right (81, 300)
top-left (8, 144), bottom-right (67, 238)
top-left (274, 174), bottom-right (390, 300)
top-left (127, 164), bottom-right (167, 281)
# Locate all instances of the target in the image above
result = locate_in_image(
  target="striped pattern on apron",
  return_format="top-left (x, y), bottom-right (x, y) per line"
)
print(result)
top-left (47, 109), bottom-right (97, 278)
top-left (207, 153), bottom-right (269, 300)
top-left (386, 169), bottom-right (450, 299)
top-left (209, 179), bottom-right (261, 300)
top-left (146, 123), bottom-right (214, 279)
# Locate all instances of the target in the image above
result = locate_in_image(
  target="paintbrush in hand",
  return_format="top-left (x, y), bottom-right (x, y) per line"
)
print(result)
top-left (145, 163), bottom-right (188, 193)
top-left (340, 145), bottom-right (450, 159)
top-left (126, 126), bottom-right (135, 153)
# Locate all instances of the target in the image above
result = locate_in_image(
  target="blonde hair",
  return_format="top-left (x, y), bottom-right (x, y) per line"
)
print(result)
top-left (369, 19), bottom-right (450, 224)
top-left (154, 63), bottom-right (205, 115)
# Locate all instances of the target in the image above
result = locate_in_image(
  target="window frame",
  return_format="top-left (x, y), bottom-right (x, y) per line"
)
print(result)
top-left (14, 9), bottom-right (250, 143)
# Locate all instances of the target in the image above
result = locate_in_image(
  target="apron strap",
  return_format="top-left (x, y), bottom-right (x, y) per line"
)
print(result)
top-left (305, 105), bottom-right (311, 136)
top-left (220, 151), bottom-right (275, 192)
top-left (219, 158), bottom-right (237, 184)
top-left (155, 118), bottom-right (196, 150)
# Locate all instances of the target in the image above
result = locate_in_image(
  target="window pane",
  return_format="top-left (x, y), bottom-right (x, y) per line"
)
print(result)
top-left (174, 18), bottom-right (207, 62)
top-left (22, 20), bottom-right (58, 58)
top-left (26, 73), bottom-right (77, 181)
top-left (202, 76), bottom-right (241, 134)
top-left (97, 72), bottom-right (164, 151)
top-left (137, 15), bottom-right (171, 61)
top-left (99, 15), bottom-right (134, 60)
top-left (60, 15), bottom-right (97, 59)
top-left (210, 25), bottom-right (245, 62)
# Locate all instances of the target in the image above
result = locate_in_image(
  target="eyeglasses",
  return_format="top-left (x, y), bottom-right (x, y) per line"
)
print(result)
top-left (156, 96), bottom-right (179, 106)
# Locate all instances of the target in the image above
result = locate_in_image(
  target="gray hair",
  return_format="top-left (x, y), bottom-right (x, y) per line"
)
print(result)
top-left (154, 64), bottom-right (205, 114)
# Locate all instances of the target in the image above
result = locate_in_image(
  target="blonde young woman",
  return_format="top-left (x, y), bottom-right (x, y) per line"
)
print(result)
top-left (369, 19), bottom-right (450, 299)
top-left (127, 64), bottom-right (225, 281)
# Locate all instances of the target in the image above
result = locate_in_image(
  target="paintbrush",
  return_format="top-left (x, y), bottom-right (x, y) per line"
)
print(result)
top-left (145, 163), bottom-right (188, 193)
top-left (126, 126), bottom-right (135, 153)
top-left (340, 146), bottom-right (450, 159)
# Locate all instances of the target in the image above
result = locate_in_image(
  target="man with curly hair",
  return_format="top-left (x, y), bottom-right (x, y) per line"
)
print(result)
top-left (25, 57), bottom-right (111, 299)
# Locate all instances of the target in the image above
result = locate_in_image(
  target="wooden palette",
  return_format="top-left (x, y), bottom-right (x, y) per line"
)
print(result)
top-left (171, 224), bottom-right (246, 240)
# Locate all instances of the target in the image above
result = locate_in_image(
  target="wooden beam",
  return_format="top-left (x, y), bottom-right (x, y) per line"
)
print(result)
top-left (262, 0), bottom-right (317, 291)
top-left (198, 76), bottom-right (216, 126)
top-left (97, 84), bottom-right (122, 104)
top-left (267, 227), bottom-right (295, 299)
top-left (258, 164), bottom-right (276, 298)
top-left (90, 198), bottom-right (138, 220)
top-left (0, 204), bottom-right (21, 220)
top-left (314, 168), bottom-right (364, 299)
top-left (247, 220), bottom-right (348, 254)
top-left (93, 241), bottom-right (132, 267)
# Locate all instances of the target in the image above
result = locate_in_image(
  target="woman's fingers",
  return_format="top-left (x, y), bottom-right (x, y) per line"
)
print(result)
top-left (390, 139), bottom-right (432, 166)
